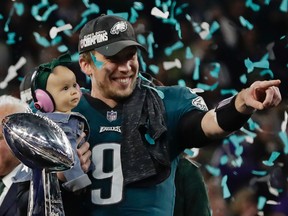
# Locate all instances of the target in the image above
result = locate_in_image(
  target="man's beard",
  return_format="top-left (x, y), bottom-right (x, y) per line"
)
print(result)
top-left (97, 78), bottom-right (137, 101)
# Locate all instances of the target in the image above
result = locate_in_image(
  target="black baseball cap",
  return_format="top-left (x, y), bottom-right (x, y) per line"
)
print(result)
top-left (78, 14), bottom-right (147, 56)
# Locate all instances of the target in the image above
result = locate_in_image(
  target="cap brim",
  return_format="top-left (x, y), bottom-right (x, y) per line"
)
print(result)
top-left (95, 40), bottom-right (147, 57)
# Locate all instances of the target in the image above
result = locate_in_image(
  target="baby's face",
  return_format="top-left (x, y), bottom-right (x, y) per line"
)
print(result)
top-left (46, 66), bottom-right (81, 113)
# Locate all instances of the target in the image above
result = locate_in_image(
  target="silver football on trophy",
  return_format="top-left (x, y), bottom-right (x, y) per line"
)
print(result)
top-left (2, 112), bottom-right (74, 171)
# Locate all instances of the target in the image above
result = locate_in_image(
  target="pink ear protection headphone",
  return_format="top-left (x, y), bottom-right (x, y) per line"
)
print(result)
top-left (31, 70), bottom-right (56, 113)
top-left (31, 69), bottom-right (82, 113)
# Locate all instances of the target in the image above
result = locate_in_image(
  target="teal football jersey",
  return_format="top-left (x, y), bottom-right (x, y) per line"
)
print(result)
top-left (73, 85), bottom-right (208, 216)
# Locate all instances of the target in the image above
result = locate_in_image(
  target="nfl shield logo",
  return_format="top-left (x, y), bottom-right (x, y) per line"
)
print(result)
top-left (107, 110), bottom-right (117, 122)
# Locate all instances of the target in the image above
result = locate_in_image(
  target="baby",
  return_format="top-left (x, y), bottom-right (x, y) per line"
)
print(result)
top-left (31, 53), bottom-right (91, 192)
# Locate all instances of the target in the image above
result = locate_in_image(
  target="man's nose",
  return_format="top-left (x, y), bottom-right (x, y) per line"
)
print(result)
top-left (117, 60), bottom-right (132, 73)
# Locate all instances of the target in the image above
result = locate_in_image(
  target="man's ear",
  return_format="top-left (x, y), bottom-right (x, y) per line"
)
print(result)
top-left (79, 57), bottom-right (92, 76)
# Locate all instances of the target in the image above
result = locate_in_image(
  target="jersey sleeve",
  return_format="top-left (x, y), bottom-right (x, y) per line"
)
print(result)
top-left (159, 86), bottom-right (208, 117)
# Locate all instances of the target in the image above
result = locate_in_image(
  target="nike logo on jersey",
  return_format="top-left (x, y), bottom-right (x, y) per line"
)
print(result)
top-left (99, 126), bottom-right (121, 133)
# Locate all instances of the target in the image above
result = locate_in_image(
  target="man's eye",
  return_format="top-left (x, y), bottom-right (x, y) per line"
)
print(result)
top-left (63, 87), bottom-right (68, 90)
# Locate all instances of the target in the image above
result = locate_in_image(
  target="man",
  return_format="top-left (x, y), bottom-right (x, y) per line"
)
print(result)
top-left (71, 14), bottom-right (281, 215)
top-left (0, 95), bottom-right (30, 216)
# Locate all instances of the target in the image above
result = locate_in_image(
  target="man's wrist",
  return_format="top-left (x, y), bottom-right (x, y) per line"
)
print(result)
top-left (235, 89), bottom-right (256, 115)
top-left (215, 95), bottom-right (252, 132)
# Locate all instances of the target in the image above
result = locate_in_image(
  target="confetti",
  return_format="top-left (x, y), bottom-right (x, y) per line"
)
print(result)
top-left (164, 41), bottom-right (184, 56)
top-left (49, 24), bottom-right (72, 39)
top-left (0, 57), bottom-right (26, 89)
top-left (262, 151), bottom-right (280, 166)
top-left (221, 175), bottom-right (231, 199)
top-left (145, 133), bottom-right (155, 145)
top-left (163, 58), bottom-right (181, 70)
top-left (151, 7), bottom-right (169, 19)
top-left (239, 16), bottom-right (254, 30)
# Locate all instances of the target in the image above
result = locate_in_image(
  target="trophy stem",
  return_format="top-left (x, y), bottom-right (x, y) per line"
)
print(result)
top-left (27, 169), bottom-right (65, 216)
top-left (28, 169), bottom-right (45, 216)
top-left (43, 170), bottom-right (65, 216)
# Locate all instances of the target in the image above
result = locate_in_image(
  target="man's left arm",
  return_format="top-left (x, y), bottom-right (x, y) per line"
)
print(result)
top-left (202, 79), bottom-right (282, 138)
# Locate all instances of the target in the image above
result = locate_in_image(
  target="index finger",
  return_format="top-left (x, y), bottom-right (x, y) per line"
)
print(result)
top-left (254, 79), bottom-right (281, 89)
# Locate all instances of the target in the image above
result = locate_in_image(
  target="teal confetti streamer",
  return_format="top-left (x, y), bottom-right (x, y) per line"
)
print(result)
top-left (245, 0), bottom-right (261, 11)
top-left (264, 0), bottom-right (271, 5)
top-left (178, 79), bottom-right (186, 87)
top-left (262, 151), bottom-right (280, 166)
top-left (82, 4), bottom-right (100, 17)
top-left (14, 3), bottom-right (24, 16)
top-left (145, 133), bottom-right (155, 145)
top-left (137, 34), bottom-right (146, 45)
top-left (90, 52), bottom-right (103, 69)
top-left (244, 58), bottom-right (254, 73)
top-left (280, 0), bottom-right (288, 12)
top-left (57, 45), bottom-right (68, 52)
top-left (133, 2), bottom-right (144, 10)
top-left (72, 17), bottom-right (88, 33)
top-left (278, 131), bottom-right (288, 154)
top-left (138, 51), bottom-right (147, 72)
top-left (155, 0), bottom-right (161, 7)
top-left (221, 175), bottom-right (231, 199)
top-left (82, 0), bottom-right (90, 8)
top-left (130, 8), bottom-right (138, 23)
top-left (205, 165), bottom-right (220, 176)
top-left (239, 16), bottom-right (254, 30)
top-left (220, 89), bottom-right (238, 96)
top-left (148, 64), bottom-right (159, 74)
top-left (31, 2), bottom-right (58, 22)
top-left (247, 118), bottom-right (261, 131)
top-left (147, 32), bottom-right (155, 59)
top-left (33, 32), bottom-right (50, 47)
top-left (6, 32), bottom-right (16, 45)
top-left (257, 196), bottom-right (266, 210)
top-left (251, 170), bottom-right (268, 176)
top-left (50, 36), bottom-right (62, 46)
top-left (240, 127), bottom-right (257, 139)
top-left (253, 59), bottom-right (269, 69)
top-left (175, 21), bottom-right (182, 39)
top-left (71, 53), bottom-right (79, 62)
top-left (164, 41), bottom-right (184, 56)
top-left (185, 47), bottom-right (193, 59)
top-left (184, 148), bottom-right (194, 157)
top-left (260, 69), bottom-right (274, 78)
top-left (175, 3), bottom-right (189, 15)
top-left (192, 57), bottom-right (200, 80)
top-left (4, 4), bottom-right (15, 32)
top-left (240, 74), bottom-right (247, 84)
top-left (244, 58), bottom-right (269, 73)
top-left (205, 21), bottom-right (220, 40)
top-left (185, 14), bottom-right (191, 21)
top-left (210, 62), bottom-right (220, 78)
top-left (220, 155), bottom-right (228, 165)
top-left (210, 21), bottom-right (220, 34)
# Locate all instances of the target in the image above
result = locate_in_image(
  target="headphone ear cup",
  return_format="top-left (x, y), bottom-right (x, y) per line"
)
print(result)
top-left (34, 89), bottom-right (55, 113)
